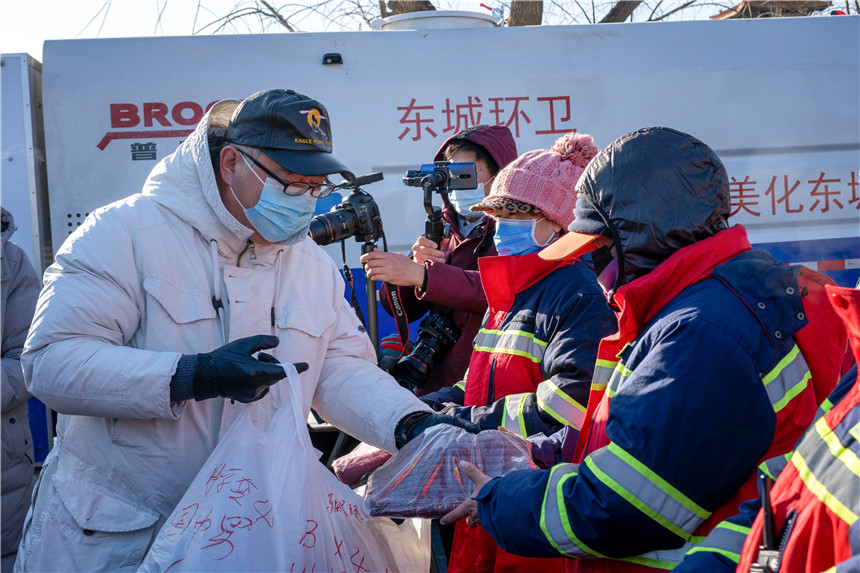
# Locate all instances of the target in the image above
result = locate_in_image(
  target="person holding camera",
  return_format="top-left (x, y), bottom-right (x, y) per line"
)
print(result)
top-left (361, 124), bottom-right (517, 396)
top-left (421, 132), bottom-right (618, 573)
top-left (15, 88), bottom-right (474, 572)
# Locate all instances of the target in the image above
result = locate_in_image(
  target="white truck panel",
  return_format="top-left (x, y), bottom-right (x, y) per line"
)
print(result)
top-left (26, 16), bottom-right (860, 286)
top-left (0, 53), bottom-right (51, 272)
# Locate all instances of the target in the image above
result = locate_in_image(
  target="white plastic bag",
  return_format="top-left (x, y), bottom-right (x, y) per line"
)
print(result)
top-left (139, 366), bottom-right (430, 573)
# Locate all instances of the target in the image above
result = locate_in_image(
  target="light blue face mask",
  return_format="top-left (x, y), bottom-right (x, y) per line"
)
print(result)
top-left (493, 217), bottom-right (555, 257)
top-left (449, 183), bottom-right (487, 219)
top-left (231, 154), bottom-right (317, 244)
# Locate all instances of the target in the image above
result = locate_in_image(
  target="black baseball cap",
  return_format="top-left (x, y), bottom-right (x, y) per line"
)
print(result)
top-left (224, 89), bottom-right (355, 181)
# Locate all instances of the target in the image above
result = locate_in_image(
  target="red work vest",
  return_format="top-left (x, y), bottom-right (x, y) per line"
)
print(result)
top-left (736, 284), bottom-right (860, 573)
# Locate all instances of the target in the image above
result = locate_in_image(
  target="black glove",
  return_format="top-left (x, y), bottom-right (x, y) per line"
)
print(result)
top-left (394, 411), bottom-right (480, 449)
top-left (192, 335), bottom-right (306, 403)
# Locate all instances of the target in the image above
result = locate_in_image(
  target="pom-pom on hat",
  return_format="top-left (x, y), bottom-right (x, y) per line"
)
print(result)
top-left (470, 132), bottom-right (598, 229)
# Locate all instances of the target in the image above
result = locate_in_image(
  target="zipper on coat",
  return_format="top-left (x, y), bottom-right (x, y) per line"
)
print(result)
top-left (773, 508), bottom-right (798, 571)
top-left (236, 239), bottom-right (252, 266)
top-left (487, 358), bottom-right (497, 407)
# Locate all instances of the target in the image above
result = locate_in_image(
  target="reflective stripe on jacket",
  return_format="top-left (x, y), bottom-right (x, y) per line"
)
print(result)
top-left (456, 251), bottom-right (616, 437)
top-left (448, 250), bottom-right (616, 573)
top-left (734, 285), bottom-right (860, 573)
top-left (471, 226), bottom-right (848, 572)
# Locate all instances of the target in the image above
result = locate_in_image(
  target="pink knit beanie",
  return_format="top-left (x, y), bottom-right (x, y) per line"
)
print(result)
top-left (470, 132), bottom-right (598, 229)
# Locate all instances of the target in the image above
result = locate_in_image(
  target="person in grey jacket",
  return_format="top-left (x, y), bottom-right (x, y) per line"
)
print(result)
top-left (16, 89), bottom-right (471, 572)
top-left (1, 208), bottom-right (39, 573)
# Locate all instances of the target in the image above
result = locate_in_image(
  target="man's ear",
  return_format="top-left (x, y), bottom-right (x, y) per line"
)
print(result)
top-left (219, 146), bottom-right (240, 186)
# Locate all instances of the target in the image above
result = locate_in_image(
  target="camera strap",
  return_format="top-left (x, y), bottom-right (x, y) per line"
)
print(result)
top-left (342, 263), bottom-right (367, 328)
top-left (382, 282), bottom-right (411, 359)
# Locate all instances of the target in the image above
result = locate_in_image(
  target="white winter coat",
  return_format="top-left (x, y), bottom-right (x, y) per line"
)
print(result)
top-left (16, 100), bottom-right (428, 572)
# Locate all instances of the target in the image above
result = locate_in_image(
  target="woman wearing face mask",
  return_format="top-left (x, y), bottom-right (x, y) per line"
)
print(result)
top-left (364, 125), bottom-right (518, 396)
top-left (420, 132), bottom-right (619, 573)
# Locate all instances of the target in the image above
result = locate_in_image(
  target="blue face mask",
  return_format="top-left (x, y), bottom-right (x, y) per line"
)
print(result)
top-left (493, 217), bottom-right (555, 257)
top-left (449, 183), bottom-right (488, 219)
top-left (232, 154), bottom-right (317, 244)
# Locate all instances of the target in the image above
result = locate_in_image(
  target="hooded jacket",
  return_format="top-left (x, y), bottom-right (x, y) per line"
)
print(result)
top-left (1, 208), bottom-right (39, 558)
top-left (469, 128), bottom-right (848, 572)
top-left (16, 101), bottom-right (428, 572)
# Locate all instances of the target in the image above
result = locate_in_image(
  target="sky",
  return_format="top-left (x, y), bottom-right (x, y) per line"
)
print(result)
top-left (0, 0), bottom-right (503, 61)
top-left (0, 0), bottom-right (764, 62)
top-left (0, 1), bottom-right (277, 62)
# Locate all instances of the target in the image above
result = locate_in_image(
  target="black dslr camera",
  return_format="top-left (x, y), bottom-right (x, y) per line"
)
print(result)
top-left (308, 172), bottom-right (384, 246)
top-left (389, 313), bottom-right (461, 392)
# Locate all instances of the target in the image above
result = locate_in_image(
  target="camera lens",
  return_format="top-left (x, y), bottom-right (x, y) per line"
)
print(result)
top-left (390, 340), bottom-right (438, 392)
top-left (308, 209), bottom-right (358, 246)
top-left (388, 313), bottom-right (460, 391)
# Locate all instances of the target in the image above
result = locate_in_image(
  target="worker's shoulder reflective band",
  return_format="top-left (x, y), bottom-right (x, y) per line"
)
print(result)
top-left (502, 393), bottom-right (529, 437)
top-left (536, 379), bottom-right (587, 429)
top-left (585, 442), bottom-right (712, 540)
top-left (454, 380), bottom-right (467, 392)
top-left (681, 520), bottom-right (750, 564)
top-left (606, 361), bottom-right (633, 399)
top-left (762, 344), bottom-right (812, 413)
top-left (540, 463), bottom-right (605, 558)
top-left (758, 453), bottom-right (791, 480)
top-left (791, 407), bottom-right (860, 525)
top-left (473, 327), bottom-right (547, 363)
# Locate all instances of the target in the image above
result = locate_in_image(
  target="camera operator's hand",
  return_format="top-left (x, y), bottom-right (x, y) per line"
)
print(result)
top-left (394, 411), bottom-right (480, 449)
top-left (192, 335), bottom-right (304, 403)
top-left (360, 248), bottom-right (426, 287)
top-left (412, 236), bottom-right (446, 265)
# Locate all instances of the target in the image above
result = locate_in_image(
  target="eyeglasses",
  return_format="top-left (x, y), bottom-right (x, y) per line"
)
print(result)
top-left (236, 148), bottom-right (337, 198)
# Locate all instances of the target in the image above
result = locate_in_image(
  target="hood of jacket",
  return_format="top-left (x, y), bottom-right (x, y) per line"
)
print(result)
top-left (572, 126), bottom-right (730, 288)
top-left (1, 207), bottom-right (15, 249)
top-left (433, 124), bottom-right (518, 173)
top-left (140, 99), bottom-right (257, 260)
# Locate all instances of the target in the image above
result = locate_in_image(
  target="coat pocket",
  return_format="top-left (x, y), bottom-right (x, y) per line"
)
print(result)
top-left (48, 470), bottom-right (160, 572)
top-left (143, 274), bottom-right (216, 324)
top-left (19, 455), bottom-right (160, 573)
top-left (275, 302), bottom-right (336, 338)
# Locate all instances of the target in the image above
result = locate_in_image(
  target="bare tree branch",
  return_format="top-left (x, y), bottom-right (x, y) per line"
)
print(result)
top-left (259, 0), bottom-right (297, 31)
top-left (648, 0), bottom-right (664, 21)
top-left (650, 0), bottom-right (697, 21)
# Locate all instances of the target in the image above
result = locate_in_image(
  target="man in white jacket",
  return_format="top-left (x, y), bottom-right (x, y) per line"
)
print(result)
top-left (16, 89), bottom-right (472, 572)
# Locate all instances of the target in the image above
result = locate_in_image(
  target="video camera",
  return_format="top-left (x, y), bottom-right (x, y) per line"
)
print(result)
top-left (402, 161), bottom-right (477, 246)
top-left (402, 162), bottom-right (478, 193)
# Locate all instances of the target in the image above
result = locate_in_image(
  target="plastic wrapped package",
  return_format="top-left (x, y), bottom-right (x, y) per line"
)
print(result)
top-left (333, 442), bottom-right (393, 486)
top-left (364, 425), bottom-right (537, 519)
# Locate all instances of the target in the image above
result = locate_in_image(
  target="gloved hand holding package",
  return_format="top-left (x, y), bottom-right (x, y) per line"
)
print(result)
top-left (364, 425), bottom-right (537, 519)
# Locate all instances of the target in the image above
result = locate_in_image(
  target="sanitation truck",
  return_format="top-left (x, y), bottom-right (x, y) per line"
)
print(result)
top-left (2, 11), bottom-right (859, 461)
